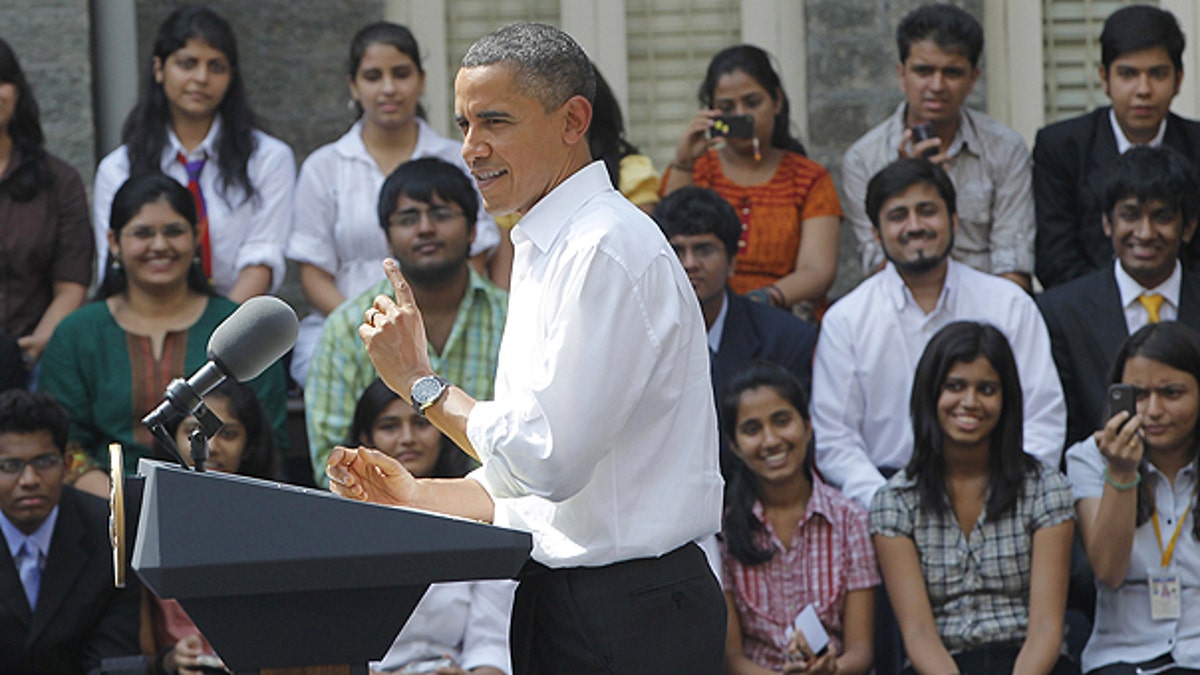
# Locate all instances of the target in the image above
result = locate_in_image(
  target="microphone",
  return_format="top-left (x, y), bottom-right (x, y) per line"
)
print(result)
top-left (141, 296), bottom-right (299, 428)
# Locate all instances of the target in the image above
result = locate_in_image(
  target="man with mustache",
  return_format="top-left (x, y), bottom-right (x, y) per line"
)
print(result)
top-left (1035, 5), bottom-right (1200, 289)
top-left (305, 157), bottom-right (506, 487)
top-left (812, 158), bottom-right (1065, 508)
top-left (842, 3), bottom-right (1035, 291)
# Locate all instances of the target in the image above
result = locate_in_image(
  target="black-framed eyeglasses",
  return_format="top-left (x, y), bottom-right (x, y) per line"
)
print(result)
top-left (0, 453), bottom-right (64, 476)
top-left (388, 206), bottom-right (464, 228)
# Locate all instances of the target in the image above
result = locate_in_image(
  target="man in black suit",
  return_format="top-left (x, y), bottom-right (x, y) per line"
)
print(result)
top-left (653, 186), bottom-right (818, 475)
top-left (1039, 146), bottom-right (1200, 449)
top-left (0, 390), bottom-right (139, 674)
top-left (1034, 4), bottom-right (1200, 288)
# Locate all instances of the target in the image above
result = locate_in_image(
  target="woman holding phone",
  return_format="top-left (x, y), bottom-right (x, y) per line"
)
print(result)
top-left (1067, 322), bottom-right (1200, 674)
top-left (662, 45), bottom-right (840, 316)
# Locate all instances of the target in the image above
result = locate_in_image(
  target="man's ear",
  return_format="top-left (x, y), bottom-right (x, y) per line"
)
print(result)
top-left (727, 255), bottom-right (737, 281)
top-left (1099, 64), bottom-right (1110, 98)
top-left (1183, 216), bottom-right (1198, 244)
top-left (561, 95), bottom-right (592, 146)
top-left (1102, 213), bottom-right (1114, 239)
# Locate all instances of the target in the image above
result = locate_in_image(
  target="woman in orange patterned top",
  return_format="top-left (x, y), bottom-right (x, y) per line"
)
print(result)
top-left (663, 45), bottom-right (841, 314)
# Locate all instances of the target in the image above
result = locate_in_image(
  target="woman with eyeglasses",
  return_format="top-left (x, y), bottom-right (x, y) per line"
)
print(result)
top-left (37, 174), bottom-right (287, 494)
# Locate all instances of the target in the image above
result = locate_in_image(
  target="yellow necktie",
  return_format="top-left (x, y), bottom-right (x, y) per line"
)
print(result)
top-left (1139, 293), bottom-right (1165, 323)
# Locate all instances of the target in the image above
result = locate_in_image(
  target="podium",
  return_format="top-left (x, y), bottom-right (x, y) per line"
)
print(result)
top-left (130, 460), bottom-right (531, 672)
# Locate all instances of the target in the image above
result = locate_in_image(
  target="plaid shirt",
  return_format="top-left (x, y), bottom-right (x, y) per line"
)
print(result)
top-left (721, 476), bottom-right (879, 670)
top-left (870, 465), bottom-right (1073, 653)
top-left (305, 268), bottom-right (506, 485)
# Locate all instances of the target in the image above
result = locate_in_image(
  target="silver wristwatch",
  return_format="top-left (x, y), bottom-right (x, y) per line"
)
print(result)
top-left (411, 375), bottom-right (450, 415)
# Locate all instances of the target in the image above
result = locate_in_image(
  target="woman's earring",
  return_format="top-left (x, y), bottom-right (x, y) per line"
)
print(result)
top-left (753, 137), bottom-right (762, 162)
top-left (111, 257), bottom-right (122, 272)
top-left (346, 98), bottom-right (357, 111)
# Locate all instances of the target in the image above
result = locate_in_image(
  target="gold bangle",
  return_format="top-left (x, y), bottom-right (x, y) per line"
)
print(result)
top-left (669, 161), bottom-right (694, 173)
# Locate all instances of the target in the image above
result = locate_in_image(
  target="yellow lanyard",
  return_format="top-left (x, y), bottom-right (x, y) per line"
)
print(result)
top-left (1152, 507), bottom-right (1190, 568)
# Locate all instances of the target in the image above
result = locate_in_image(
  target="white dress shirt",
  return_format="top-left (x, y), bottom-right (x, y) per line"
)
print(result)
top-left (466, 161), bottom-right (723, 567)
top-left (1111, 108), bottom-right (1168, 155)
top-left (1067, 436), bottom-right (1200, 671)
top-left (1114, 258), bottom-right (1182, 332)
top-left (371, 580), bottom-right (516, 673)
top-left (812, 261), bottom-right (1066, 507)
top-left (93, 116), bottom-right (295, 295)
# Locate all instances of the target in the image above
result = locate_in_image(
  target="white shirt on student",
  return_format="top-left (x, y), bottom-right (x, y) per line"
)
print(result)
top-left (1114, 258), bottom-right (1182, 332)
top-left (466, 161), bottom-right (723, 567)
top-left (93, 116), bottom-right (296, 295)
top-left (812, 260), bottom-right (1066, 507)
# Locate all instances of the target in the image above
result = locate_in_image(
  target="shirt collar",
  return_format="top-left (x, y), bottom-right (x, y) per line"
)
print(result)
top-left (512, 161), bottom-right (612, 254)
top-left (881, 259), bottom-right (957, 313)
top-left (1, 504), bottom-right (59, 560)
top-left (749, 473), bottom-right (835, 528)
top-left (165, 115), bottom-right (223, 164)
top-left (1113, 258), bottom-right (1182, 310)
top-left (1110, 108), bottom-right (1167, 154)
top-left (708, 289), bottom-right (730, 353)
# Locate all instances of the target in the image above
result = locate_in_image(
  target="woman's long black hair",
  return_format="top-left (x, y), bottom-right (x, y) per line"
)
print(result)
top-left (0, 37), bottom-right (51, 201)
top-left (720, 361), bottom-right (814, 566)
top-left (122, 5), bottom-right (259, 205)
top-left (698, 44), bottom-right (806, 156)
top-left (588, 64), bottom-right (640, 188)
top-left (908, 321), bottom-right (1038, 521)
top-left (1110, 322), bottom-right (1200, 539)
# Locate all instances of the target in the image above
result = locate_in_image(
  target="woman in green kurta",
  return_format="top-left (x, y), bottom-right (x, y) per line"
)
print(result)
top-left (38, 174), bottom-right (287, 479)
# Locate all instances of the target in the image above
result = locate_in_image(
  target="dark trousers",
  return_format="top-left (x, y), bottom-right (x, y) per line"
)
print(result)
top-left (510, 542), bottom-right (726, 674)
top-left (901, 645), bottom-right (1079, 675)
top-left (0, 333), bottom-right (26, 392)
top-left (1090, 653), bottom-right (1200, 674)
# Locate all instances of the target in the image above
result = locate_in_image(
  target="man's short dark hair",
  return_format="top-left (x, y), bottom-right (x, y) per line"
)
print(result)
top-left (652, 187), bottom-right (741, 261)
top-left (866, 158), bottom-right (958, 230)
top-left (377, 157), bottom-right (478, 234)
top-left (0, 390), bottom-right (69, 454)
top-left (1103, 145), bottom-right (1200, 229)
top-left (461, 22), bottom-right (596, 110)
top-left (896, 3), bottom-right (984, 68)
top-left (1101, 5), bottom-right (1185, 73)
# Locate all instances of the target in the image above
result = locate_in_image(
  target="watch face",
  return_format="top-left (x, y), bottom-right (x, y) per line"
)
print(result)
top-left (412, 377), bottom-right (446, 408)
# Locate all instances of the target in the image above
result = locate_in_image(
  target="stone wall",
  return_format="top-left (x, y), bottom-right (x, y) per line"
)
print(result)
top-left (805, 0), bottom-right (985, 298)
top-left (1, 0), bottom-right (95, 184)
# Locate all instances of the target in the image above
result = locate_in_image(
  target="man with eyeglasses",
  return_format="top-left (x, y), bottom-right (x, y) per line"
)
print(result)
top-left (305, 157), bottom-right (507, 486)
top-left (0, 390), bottom-right (140, 673)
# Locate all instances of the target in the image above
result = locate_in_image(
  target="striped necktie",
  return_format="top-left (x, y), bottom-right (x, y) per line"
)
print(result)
top-left (178, 152), bottom-right (212, 279)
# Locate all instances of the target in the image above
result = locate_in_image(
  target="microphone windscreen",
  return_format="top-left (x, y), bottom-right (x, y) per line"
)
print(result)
top-left (207, 296), bottom-right (299, 382)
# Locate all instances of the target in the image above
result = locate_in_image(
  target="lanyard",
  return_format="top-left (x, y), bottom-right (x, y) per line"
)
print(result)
top-left (1152, 507), bottom-right (1190, 567)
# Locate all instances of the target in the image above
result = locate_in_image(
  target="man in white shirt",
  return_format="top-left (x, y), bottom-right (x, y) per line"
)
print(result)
top-left (1035, 4), bottom-right (1200, 288)
top-left (327, 22), bottom-right (724, 674)
top-left (813, 158), bottom-right (1065, 507)
top-left (1039, 145), bottom-right (1200, 448)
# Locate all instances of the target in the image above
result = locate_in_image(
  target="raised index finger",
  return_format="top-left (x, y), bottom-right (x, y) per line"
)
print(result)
top-left (383, 258), bottom-right (414, 303)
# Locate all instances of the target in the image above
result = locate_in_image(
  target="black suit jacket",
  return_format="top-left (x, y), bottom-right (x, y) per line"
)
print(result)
top-left (0, 486), bottom-right (140, 674)
top-left (1037, 266), bottom-right (1200, 447)
top-left (1033, 107), bottom-right (1200, 288)
top-left (711, 290), bottom-right (818, 476)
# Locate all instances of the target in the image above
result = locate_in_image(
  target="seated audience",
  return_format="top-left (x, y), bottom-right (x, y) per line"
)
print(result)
top-left (1035, 4), bottom-right (1200, 288)
top-left (0, 390), bottom-right (140, 673)
top-left (143, 380), bottom-right (278, 673)
top-left (305, 158), bottom-right (505, 486)
top-left (653, 185), bottom-right (817, 479)
top-left (38, 174), bottom-right (288, 483)
top-left (0, 37), bottom-right (92, 390)
top-left (93, 6), bottom-right (294, 303)
top-left (842, 3), bottom-right (1033, 290)
top-left (662, 44), bottom-right (841, 315)
top-left (813, 158), bottom-right (1063, 508)
top-left (871, 321), bottom-right (1076, 674)
top-left (721, 361), bottom-right (875, 674)
top-left (1040, 145), bottom-right (1200, 448)
top-left (351, 380), bottom-right (513, 675)
top-left (1067, 322), bottom-right (1200, 674)
top-left (287, 22), bottom-right (498, 385)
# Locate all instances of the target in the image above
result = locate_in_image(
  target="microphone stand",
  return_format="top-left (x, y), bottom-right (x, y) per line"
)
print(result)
top-left (150, 401), bottom-right (226, 473)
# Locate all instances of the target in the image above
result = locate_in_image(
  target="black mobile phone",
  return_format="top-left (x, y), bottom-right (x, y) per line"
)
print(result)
top-left (1108, 383), bottom-right (1138, 421)
top-left (910, 121), bottom-right (938, 158)
top-left (711, 114), bottom-right (755, 139)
